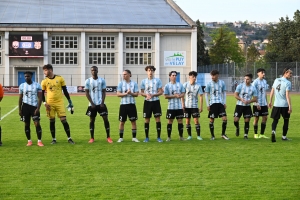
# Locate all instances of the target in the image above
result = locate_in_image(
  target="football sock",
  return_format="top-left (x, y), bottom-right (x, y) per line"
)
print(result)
top-left (244, 122), bottom-right (249, 134)
top-left (195, 124), bottom-right (200, 136)
top-left (156, 122), bottom-right (161, 138)
top-left (209, 122), bottom-right (214, 137)
top-left (283, 119), bottom-right (289, 136)
top-left (261, 122), bottom-right (266, 134)
top-left (132, 129), bottom-right (137, 138)
top-left (222, 120), bottom-right (227, 135)
top-left (36, 125), bottom-right (42, 140)
top-left (104, 120), bottom-right (110, 138)
top-left (234, 121), bottom-right (239, 129)
top-left (272, 119), bottom-right (279, 132)
top-left (254, 124), bottom-right (258, 134)
top-left (119, 130), bottom-right (124, 138)
top-left (25, 125), bottom-right (31, 140)
top-left (61, 120), bottom-right (71, 138)
top-left (89, 122), bottom-right (95, 139)
top-left (167, 124), bottom-right (172, 137)
top-left (0, 126), bottom-right (1, 141)
top-left (186, 124), bottom-right (191, 136)
top-left (50, 120), bottom-right (56, 139)
top-left (144, 123), bottom-right (149, 138)
top-left (178, 123), bottom-right (183, 137)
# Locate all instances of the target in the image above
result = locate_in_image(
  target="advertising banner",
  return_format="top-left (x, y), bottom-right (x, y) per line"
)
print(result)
top-left (164, 51), bottom-right (186, 66)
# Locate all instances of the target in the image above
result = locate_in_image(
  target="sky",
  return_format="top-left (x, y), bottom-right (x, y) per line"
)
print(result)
top-left (175, 0), bottom-right (300, 23)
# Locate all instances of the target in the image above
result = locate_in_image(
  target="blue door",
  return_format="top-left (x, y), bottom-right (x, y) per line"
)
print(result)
top-left (176, 72), bottom-right (180, 82)
top-left (18, 71), bottom-right (36, 86)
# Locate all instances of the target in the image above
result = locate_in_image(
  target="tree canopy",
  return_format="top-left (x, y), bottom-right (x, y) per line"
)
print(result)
top-left (196, 20), bottom-right (210, 66)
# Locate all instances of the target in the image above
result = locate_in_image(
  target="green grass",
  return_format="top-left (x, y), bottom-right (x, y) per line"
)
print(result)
top-left (0, 95), bottom-right (299, 199)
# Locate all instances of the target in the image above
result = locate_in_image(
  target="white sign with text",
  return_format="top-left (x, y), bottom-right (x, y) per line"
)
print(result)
top-left (164, 51), bottom-right (186, 66)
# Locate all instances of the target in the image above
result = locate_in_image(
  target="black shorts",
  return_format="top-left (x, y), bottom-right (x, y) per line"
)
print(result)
top-left (119, 104), bottom-right (138, 122)
top-left (86, 104), bottom-right (108, 118)
top-left (21, 103), bottom-right (40, 123)
top-left (234, 105), bottom-right (252, 118)
top-left (143, 100), bottom-right (162, 118)
top-left (208, 103), bottom-right (227, 118)
top-left (271, 107), bottom-right (290, 119)
top-left (166, 109), bottom-right (184, 119)
top-left (253, 105), bottom-right (269, 117)
top-left (184, 108), bottom-right (200, 118)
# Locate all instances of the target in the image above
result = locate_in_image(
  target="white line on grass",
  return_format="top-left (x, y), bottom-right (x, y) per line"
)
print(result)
top-left (1, 106), bottom-right (18, 120)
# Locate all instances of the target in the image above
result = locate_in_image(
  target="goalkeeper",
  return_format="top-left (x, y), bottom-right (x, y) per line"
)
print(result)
top-left (41, 64), bottom-right (75, 144)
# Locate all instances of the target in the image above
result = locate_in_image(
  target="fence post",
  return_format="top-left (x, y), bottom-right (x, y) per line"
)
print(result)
top-left (71, 74), bottom-right (73, 86)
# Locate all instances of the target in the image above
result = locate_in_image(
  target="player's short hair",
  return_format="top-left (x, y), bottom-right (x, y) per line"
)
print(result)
top-left (43, 64), bottom-right (53, 70)
top-left (24, 71), bottom-right (33, 76)
top-left (282, 67), bottom-right (292, 75)
top-left (245, 73), bottom-right (253, 79)
top-left (91, 66), bottom-right (98, 70)
top-left (189, 71), bottom-right (198, 77)
top-left (145, 65), bottom-right (156, 71)
top-left (257, 68), bottom-right (265, 73)
top-left (210, 70), bottom-right (219, 75)
top-left (124, 69), bottom-right (132, 77)
top-left (169, 71), bottom-right (177, 76)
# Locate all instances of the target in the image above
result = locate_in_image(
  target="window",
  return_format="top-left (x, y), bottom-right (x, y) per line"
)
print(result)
top-left (125, 37), bottom-right (152, 49)
top-left (51, 36), bottom-right (78, 49)
top-left (88, 52), bottom-right (115, 65)
top-left (0, 36), bottom-right (2, 49)
top-left (51, 52), bottom-right (78, 64)
top-left (88, 36), bottom-right (115, 49)
top-left (125, 53), bottom-right (152, 65)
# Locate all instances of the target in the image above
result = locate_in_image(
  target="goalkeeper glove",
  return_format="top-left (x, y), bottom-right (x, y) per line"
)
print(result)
top-left (67, 99), bottom-right (74, 114)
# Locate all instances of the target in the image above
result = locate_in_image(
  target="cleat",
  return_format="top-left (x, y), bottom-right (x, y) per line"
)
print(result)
top-left (0, 141), bottom-right (2, 146)
top-left (271, 133), bottom-right (276, 143)
top-left (88, 138), bottom-right (94, 143)
top-left (282, 137), bottom-right (291, 141)
top-left (68, 138), bottom-right (75, 144)
top-left (157, 138), bottom-right (163, 143)
top-left (254, 134), bottom-right (259, 139)
top-left (197, 136), bottom-right (203, 140)
top-left (179, 137), bottom-right (184, 141)
top-left (235, 129), bottom-right (240, 137)
top-left (26, 141), bottom-right (33, 146)
top-left (107, 137), bottom-right (113, 143)
top-left (143, 138), bottom-right (149, 143)
top-left (244, 135), bottom-right (248, 140)
top-left (186, 136), bottom-right (192, 140)
top-left (117, 138), bottom-right (123, 143)
top-left (132, 138), bottom-right (140, 142)
top-left (51, 140), bottom-right (57, 144)
top-left (37, 141), bottom-right (44, 147)
top-left (166, 137), bottom-right (171, 142)
top-left (221, 134), bottom-right (230, 140)
top-left (210, 137), bottom-right (215, 140)
top-left (259, 134), bottom-right (269, 139)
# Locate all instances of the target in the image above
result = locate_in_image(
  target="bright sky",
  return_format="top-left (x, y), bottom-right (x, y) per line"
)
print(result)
top-left (175, 0), bottom-right (299, 23)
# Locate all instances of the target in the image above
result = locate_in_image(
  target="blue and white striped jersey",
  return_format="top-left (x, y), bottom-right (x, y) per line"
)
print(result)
top-left (252, 78), bottom-right (268, 106)
top-left (183, 82), bottom-right (203, 108)
top-left (85, 77), bottom-right (106, 106)
top-left (19, 81), bottom-right (42, 107)
top-left (272, 77), bottom-right (291, 107)
top-left (164, 82), bottom-right (185, 110)
top-left (205, 80), bottom-right (226, 105)
top-left (140, 78), bottom-right (162, 101)
top-left (117, 80), bottom-right (139, 105)
top-left (235, 83), bottom-right (258, 106)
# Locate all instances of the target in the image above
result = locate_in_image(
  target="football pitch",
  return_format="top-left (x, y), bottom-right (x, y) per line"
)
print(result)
top-left (0, 95), bottom-right (299, 199)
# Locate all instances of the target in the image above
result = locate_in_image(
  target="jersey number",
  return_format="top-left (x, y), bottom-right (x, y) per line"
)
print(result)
top-left (276, 84), bottom-right (281, 92)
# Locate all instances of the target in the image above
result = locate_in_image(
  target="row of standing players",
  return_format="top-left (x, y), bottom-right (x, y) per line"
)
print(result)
top-left (0, 65), bottom-right (293, 146)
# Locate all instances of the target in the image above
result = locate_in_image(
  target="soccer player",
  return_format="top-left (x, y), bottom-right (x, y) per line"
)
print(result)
top-left (19, 71), bottom-right (44, 146)
top-left (205, 70), bottom-right (229, 140)
top-left (234, 73), bottom-right (258, 140)
top-left (140, 65), bottom-right (163, 142)
top-left (85, 66), bottom-right (113, 143)
top-left (164, 71), bottom-right (185, 141)
top-left (183, 71), bottom-right (203, 140)
top-left (268, 67), bottom-right (293, 142)
top-left (0, 83), bottom-right (4, 146)
top-left (252, 68), bottom-right (269, 139)
top-left (41, 64), bottom-right (75, 144)
top-left (116, 69), bottom-right (139, 142)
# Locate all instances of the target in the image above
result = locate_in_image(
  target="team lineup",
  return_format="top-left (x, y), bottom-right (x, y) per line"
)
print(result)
top-left (0, 64), bottom-right (293, 146)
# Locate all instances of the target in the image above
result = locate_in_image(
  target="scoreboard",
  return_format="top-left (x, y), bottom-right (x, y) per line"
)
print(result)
top-left (9, 34), bottom-right (43, 57)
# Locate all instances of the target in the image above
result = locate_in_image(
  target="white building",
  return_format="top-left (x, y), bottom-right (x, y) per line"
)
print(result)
top-left (0, 0), bottom-right (197, 87)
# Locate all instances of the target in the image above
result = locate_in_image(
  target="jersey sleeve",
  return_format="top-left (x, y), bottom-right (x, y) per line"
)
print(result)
top-left (117, 82), bottom-right (122, 92)
top-left (19, 83), bottom-right (23, 94)
top-left (37, 83), bottom-right (42, 92)
top-left (222, 81), bottom-right (226, 91)
top-left (180, 83), bottom-right (185, 93)
top-left (60, 76), bottom-right (66, 87)
top-left (102, 79), bottom-right (106, 90)
top-left (157, 79), bottom-right (162, 89)
top-left (84, 79), bottom-right (90, 90)
top-left (41, 80), bottom-right (46, 90)
top-left (253, 86), bottom-right (258, 96)
top-left (198, 84), bottom-right (204, 94)
top-left (286, 81), bottom-right (291, 91)
top-left (163, 84), bottom-right (169, 95)
top-left (140, 80), bottom-right (145, 90)
top-left (134, 82), bottom-right (139, 92)
top-left (205, 83), bottom-right (210, 93)
top-left (235, 84), bottom-right (241, 93)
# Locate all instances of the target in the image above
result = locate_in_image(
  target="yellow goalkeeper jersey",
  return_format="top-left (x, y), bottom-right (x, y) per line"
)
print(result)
top-left (41, 75), bottom-right (66, 103)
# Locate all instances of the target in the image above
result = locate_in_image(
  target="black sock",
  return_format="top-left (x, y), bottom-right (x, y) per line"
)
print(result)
top-left (167, 124), bottom-right (172, 137)
top-left (104, 120), bottom-right (110, 138)
top-left (178, 123), bottom-right (183, 137)
top-left (119, 130), bottom-right (124, 138)
top-left (272, 119), bottom-right (279, 132)
top-left (254, 124), bottom-right (258, 134)
top-left (156, 122), bottom-right (161, 138)
top-left (61, 120), bottom-right (71, 138)
top-left (209, 122), bottom-right (214, 137)
top-left (90, 122), bottom-right (95, 139)
top-left (222, 120), bottom-right (227, 135)
top-left (195, 124), bottom-right (200, 136)
top-left (0, 126), bottom-right (2, 141)
top-left (283, 119), bottom-right (289, 136)
top-left (260, 123), bottom-right (266, 135)
top-left (244, 122), bottom-right (249, 135)
top-left (186, 124), bottom-right (191, 136)
top-left (50, 121), bottom-right (56, 139)
top-left (36, 125), bottom-right (42, 140)
top-left (25, 125), bottom-right (31, 140)
top-left (132, 129), bottom-right (137, 138)
top-left (234, 121), bottom-right (239, 129)
top-left (144, 123), bottom-right (149, 138)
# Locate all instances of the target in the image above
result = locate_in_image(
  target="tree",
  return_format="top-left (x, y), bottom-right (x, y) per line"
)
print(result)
top-left (247, 44), bottom-right (261, 62)
top-left (209, 26), bottom-right (245, 64)
top-left (196, 20), bottom-right (210, 66)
